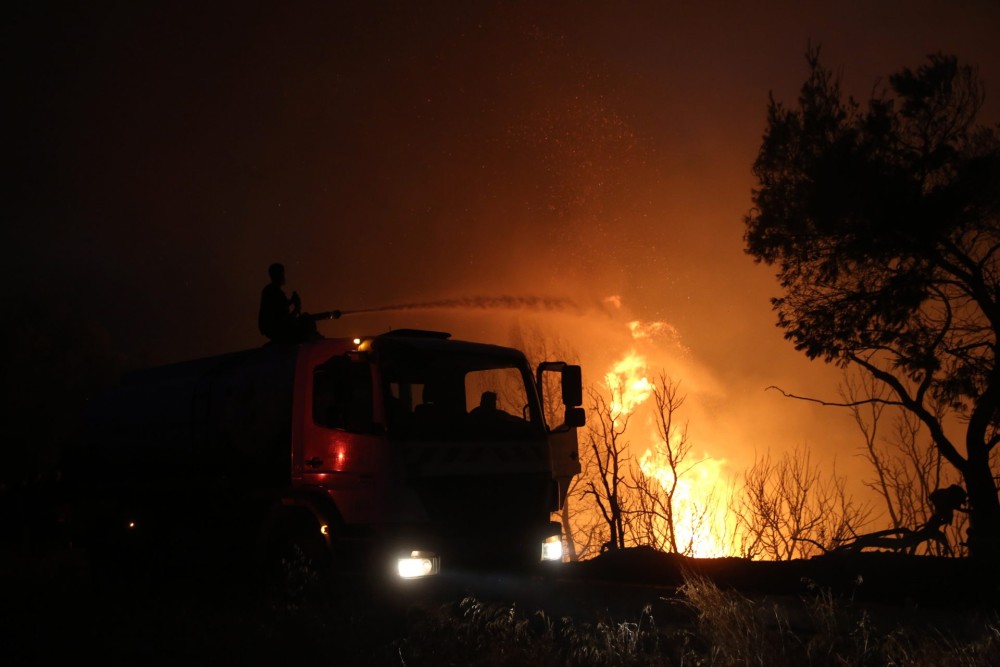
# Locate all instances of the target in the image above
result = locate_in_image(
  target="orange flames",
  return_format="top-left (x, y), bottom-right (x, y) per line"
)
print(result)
top-left (605, 351), bottom-right (654, 420)
top-left (637, 447), bottom-right (730, 558)
top-left (602, 319), bottom-right (731, 558)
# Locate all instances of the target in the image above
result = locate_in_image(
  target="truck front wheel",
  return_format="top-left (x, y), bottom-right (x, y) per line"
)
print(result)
top-left (256, 508), bottom-right (333, 591)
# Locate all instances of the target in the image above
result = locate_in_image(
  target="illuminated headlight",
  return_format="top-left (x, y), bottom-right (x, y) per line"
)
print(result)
top-left (397, 551), bottom-right (439, 579)
top-left (541, 535), bottom-right (563, 562)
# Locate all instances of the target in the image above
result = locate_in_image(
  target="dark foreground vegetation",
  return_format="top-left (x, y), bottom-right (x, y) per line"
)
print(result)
top-left (4, 546), bottom-right (1000, 666)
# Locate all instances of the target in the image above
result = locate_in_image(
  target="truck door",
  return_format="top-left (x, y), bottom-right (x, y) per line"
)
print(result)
top-left (298, 352), bottom-right (381, 524)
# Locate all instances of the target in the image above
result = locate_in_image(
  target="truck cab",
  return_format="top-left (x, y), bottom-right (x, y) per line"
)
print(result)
top-left (289, 329), bottom-right (584, 577)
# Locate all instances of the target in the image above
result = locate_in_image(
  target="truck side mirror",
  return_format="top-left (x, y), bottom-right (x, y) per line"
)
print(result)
top-left (564, 406), bottom-right (586, 428)
top-left (562, 365), bottom-right (582, 407)
top-left (537, 361), bottom-right (585, 429)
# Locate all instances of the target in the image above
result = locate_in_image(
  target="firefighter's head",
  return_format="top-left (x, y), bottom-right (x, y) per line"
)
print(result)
top-left (268, 262), bottom-right (285, 286)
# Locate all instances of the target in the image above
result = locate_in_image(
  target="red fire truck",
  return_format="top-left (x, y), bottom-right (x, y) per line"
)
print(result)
top-left (68, 329), bottom-right (584, 580)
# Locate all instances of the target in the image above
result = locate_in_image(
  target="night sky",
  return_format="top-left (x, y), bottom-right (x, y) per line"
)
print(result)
top-left (7, 1), bottom-right (1000, 482)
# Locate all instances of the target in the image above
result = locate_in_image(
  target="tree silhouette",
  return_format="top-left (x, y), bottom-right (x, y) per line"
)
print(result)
top-left (729, 444), bottom-right (871, 560)
top-left (841, 370), bottom-right (968, 556)
top-left (579, 385), bottom-right (635, 554)
top-left (630, 373), bottom-right (719, 556)
top-left (745, 49), bottom-right (1000, 561)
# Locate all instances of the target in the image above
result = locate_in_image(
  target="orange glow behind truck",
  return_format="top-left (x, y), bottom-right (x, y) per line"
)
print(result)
top-left (67, 329), bottom-right (584, 580)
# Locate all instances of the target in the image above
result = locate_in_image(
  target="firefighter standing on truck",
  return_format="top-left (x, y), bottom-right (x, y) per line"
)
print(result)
top-left (259, 262), bottom-right (313, 343)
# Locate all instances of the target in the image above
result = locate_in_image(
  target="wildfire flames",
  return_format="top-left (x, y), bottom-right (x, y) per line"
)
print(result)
top-left (602, 318), bottom-right (731, 558)
top-left (605, 352), bottom-right (654, 419)
top-left (637, 447), bottom-right (730, 558)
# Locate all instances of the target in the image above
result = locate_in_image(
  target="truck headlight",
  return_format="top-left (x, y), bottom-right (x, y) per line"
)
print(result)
top-left (541, 535), bottom-right (563, 562)
top-left (397, 551), bottom-right (439, 578)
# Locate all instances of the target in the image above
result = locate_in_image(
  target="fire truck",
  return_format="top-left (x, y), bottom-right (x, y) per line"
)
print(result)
top-left (67, 329), bottom-right (584, 580)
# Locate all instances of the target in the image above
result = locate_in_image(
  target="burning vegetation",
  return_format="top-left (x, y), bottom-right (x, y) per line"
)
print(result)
top-left (554, 305), bottom-right (968, 563)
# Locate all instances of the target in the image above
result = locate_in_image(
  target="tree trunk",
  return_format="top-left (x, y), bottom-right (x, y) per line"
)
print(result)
top-left (963, 457), bottom-right (1000, 566)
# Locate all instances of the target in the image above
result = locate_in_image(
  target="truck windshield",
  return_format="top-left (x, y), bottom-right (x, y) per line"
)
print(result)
top-left (381, 352), bottom-right (543, 442)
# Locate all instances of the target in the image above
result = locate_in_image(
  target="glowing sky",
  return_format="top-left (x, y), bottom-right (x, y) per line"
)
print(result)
top-left (8, 1), bottom-right (1000, 491)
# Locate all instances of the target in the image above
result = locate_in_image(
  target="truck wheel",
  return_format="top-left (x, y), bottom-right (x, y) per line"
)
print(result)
top-left (257, 510), bottom-right (333, 592)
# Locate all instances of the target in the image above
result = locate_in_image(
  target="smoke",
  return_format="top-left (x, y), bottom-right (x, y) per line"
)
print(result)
top-left (335, 295), bottom-right (582, 316)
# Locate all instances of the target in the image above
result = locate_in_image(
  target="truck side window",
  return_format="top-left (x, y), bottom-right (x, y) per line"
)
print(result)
top-left (313, 356), bottom-right (374, 432)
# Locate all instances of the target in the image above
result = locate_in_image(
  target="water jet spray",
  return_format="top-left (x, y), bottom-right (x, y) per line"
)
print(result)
top-left (311, 295), bottom-right (579, 321)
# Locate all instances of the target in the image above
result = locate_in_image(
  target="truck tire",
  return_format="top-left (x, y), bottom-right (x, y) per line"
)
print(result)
top-left (256, 508), bottom-right (333, 591)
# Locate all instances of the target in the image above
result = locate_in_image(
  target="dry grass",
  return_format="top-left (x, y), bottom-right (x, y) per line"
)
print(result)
top-left (394, 596), bottom-right (670, 666)
top-left (5, 550), bottom-right (1000, 666)
top-left (677, 571), bottom-right (1000, 666)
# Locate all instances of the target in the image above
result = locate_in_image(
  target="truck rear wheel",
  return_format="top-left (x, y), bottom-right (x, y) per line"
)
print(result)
top-left (257, 508), bottom-right (334, 592)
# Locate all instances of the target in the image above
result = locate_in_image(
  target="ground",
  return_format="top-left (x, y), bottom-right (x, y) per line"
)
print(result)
top-left (3, 546), bottom-right (998, 665)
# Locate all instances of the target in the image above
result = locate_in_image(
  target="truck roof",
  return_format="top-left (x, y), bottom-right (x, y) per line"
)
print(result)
top-left (114, 329), bottom-right (528, 389)
top-left (367, 329), bottom-right (529, 365)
